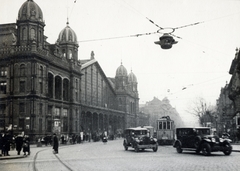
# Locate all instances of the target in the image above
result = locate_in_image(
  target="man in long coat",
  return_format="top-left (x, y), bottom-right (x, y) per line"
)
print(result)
top-left (15, 135), bottom-right (23, 155)
top-left (53, 133), bottom-right (59, 154)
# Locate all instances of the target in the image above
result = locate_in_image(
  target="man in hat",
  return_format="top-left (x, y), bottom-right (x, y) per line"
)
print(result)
top-left (53, 133), bottom-right (59, 154)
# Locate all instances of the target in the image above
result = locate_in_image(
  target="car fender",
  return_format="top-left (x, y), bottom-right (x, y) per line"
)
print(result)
top-left (221, 139), bottom-right (232, 144)
top-left (173, 140), bottom-right (182, 147)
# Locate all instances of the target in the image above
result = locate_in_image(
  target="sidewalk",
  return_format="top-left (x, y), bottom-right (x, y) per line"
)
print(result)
top-left (0, 144), bottom-right (46, 160)
top-left (232, 144), bottom-right (240, 152)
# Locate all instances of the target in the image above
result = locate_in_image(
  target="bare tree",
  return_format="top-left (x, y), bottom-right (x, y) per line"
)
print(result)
top-left (187, 97), bottom-right (215, 126)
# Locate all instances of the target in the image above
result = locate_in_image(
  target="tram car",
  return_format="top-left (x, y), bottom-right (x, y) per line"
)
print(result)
top-left (156, 116), bottom-right (175, 145)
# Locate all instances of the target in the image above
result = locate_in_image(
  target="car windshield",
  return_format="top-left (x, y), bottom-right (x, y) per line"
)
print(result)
top-left (133, 130), bottom-right (147, 136)
top-left (195, 128), bottom-right (210, 136)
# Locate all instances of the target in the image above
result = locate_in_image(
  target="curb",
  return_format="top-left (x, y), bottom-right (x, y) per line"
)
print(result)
top-left (0, 155), bottom-right (26, 160)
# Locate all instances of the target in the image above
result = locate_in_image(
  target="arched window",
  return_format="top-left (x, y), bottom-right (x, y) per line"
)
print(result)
top-left (69, 50), bottom-right (72, 59)
top-left (22, 28), bottom-right (27, 40)
top-left (39, 66), bottom-right (43, 77)
top-left (30, 28), bottom-right (35, 40)
top-left (62, 49), bottom-right (66, 58)
top-left (48, 73), bottom-right (54, 98)
top-left (39, 30), bottom-right (42, 43)
top-left (76, 79), bottom-right (78, 89)
top-left (55, 76), bottom-right (62, 100)
top-left (63, 78), bottom-right (69, 101)
top-left (20, 64), bottom-right (25, 76)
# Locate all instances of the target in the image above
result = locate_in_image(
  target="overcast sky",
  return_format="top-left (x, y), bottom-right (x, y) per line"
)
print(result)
top-left (1, 0), bottom-right (240, 126)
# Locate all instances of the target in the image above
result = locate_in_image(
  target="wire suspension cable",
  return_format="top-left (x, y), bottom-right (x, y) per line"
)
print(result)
top-left (78, 31), bottom-right (159, 43)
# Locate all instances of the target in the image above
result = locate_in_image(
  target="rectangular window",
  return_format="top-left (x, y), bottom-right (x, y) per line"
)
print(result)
top-left (63, 109), bottom-right (68, 117)
top-left (0, 67), bottom-right (7, 77)
top-left (39, 81), bottom-right (43, 94)
top-left (167, 121), bottom-right (171, 129)
top-left (48, 106), bottom-right (52, 115)
top-left (39, 103), bottom-right (43, 115)
top-left (20, 81), bottom-right (25, 92)
top-left (158, 122), bottom-right (162, 130)
top-left (163, 122), bottom-right (167, 130)
top-left (0, 81), bottom-right (6, 94)
top-left (55, 107), bottom-right (60, 116)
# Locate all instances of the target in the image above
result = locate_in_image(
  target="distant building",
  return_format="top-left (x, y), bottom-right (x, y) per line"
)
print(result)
top-left (216, 83), bottom-right (235, 136)
top-left (0, 0), bottom-right (149, 142)
top-left (140, 97), bottom-right (184, 129)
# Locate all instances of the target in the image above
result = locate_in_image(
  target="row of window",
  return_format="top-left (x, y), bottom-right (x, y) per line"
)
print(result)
top-left (157, 121), bottom-right (173, 130)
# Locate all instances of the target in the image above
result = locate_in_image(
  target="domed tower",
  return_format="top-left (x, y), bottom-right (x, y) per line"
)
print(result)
top-left (115, 62), bottom-right (128, 90)
top-left (17, 0), bottom-right (45, 48)
top-left (56, 20), bottom-right (79, 60)
top-left (128, 70), bottom-right (138, 93)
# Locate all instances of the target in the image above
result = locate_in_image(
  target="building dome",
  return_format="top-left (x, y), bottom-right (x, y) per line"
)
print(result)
top-left (57, 22), bottom-right (78, 45)
top-left (18, 0), bottom-right (44, 22)
top-left (128, 71), bottom-right (137, 83)
top-left (116, 63), bottom-right (128, 77)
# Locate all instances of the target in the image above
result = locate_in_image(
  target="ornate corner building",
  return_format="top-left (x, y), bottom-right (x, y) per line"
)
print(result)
top-left (0, 0), bottom-right (149, 141)
top-left (228, 48), bottom-right (240, 131)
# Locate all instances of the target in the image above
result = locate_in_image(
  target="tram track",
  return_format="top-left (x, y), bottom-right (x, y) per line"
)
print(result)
top-left (33, 146), bottom-right (73, 171)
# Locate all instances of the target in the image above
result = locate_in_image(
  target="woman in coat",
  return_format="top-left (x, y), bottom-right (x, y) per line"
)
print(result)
top-left (53, 133), bottom-right (59, 154)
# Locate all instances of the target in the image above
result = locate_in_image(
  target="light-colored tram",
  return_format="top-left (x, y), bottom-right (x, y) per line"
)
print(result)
top-left (156, 116), bottom-right (175, 145)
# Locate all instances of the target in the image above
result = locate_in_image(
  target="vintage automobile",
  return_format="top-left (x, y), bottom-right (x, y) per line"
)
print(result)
top-left (173, 127), bottom-right (232, 156)
top-left (123, 127), bottom-right (158, 152)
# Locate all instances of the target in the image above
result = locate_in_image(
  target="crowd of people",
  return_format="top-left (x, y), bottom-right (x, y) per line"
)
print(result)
top-left (0, 132), bottom-right (30, 157)
top-left (0, 130), bottom-right (123, 157)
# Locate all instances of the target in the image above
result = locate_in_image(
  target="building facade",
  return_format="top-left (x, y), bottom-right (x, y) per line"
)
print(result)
top-left (228, 48), bottom-right (240, 140)
top-left (0, 0), bottom-right (149, 142)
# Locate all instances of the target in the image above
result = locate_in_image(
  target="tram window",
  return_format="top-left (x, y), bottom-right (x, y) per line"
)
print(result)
top-left (167, 121), bottom-right (170, 129)
top-left (159, 122), bottom-right (162, 130)
top-left (163, 122), bottom-right (166, 129)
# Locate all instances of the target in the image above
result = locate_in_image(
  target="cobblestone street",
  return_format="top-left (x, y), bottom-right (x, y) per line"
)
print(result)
top-left (0, 139), bottom-right (240, 171)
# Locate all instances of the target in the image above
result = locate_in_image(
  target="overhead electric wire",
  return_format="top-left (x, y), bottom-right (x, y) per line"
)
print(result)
top-left (71, 0), bottom-right (240, 44)
top-left (78, 31), bottom-right (159, 42)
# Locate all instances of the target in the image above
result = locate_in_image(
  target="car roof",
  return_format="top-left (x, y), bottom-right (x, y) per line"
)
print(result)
top-left (176, 127), bottom-right (210, 130)
top-left (124, 127), bottom-right (148, 131)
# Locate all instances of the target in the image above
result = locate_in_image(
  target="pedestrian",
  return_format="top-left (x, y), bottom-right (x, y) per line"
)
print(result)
top-left (23, 135), bottom-right (30, 156)
top-left (61, 135), bottom-right (64, 144)
top-left (15, 134), bottom-right (23, 155)
top-left (53, 133), bottom-right (59, 154)
top-left (2, 132), bottom-right (11, 156)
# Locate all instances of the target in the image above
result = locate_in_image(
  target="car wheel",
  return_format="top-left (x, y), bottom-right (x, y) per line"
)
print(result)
top-left (201, 143), bottom-right (211, 156)
top-left (176, 143), bottom-right (182, 153)
top-left (223, 142), bottom-right (232, 155)
top-left (153, 145), bottom-right (158, 152)
top-left (134, 145), bottom-right (139, 152)
top-left (123, 141), bottom-right (128, 151)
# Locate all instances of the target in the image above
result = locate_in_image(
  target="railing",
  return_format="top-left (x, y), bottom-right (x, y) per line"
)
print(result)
top-left (0, 45), bottom-right (81, 71)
